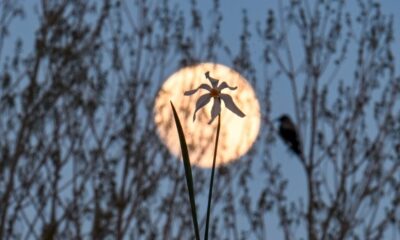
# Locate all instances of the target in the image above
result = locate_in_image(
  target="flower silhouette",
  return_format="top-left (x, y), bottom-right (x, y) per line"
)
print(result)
top-left (184, 71), bottom-right (245, 124)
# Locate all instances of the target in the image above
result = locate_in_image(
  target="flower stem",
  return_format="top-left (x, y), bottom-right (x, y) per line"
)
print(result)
top-left (204, 114), bottom-right (221, 240)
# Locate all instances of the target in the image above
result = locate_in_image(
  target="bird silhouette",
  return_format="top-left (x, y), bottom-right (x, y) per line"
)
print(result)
top-left (277, 114), bottom-right (303, 158)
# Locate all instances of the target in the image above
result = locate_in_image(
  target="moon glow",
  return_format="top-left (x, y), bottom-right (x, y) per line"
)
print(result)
top-left (154, 63), bottom-right (260, 168)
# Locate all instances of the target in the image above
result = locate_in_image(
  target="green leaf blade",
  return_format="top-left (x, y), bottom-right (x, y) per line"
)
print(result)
top-left (170, 102), bottom-right (200, 240)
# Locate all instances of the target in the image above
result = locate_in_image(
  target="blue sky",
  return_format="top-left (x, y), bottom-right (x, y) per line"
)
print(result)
top-left (191, 1), bottom-right (400, 238)
top-left (3, 1), bottom-right (400, 239)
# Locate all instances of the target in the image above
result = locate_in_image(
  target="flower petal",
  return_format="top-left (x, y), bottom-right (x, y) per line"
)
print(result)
top-left (184, 84), bottom-right (212, 96)
top-left (208, 98), bottom-right (221, 124)
top-left (205, 71), bottom-right (219, 88)
top-left (217, 81), bottom-right (237, 91)
top-left (220, 93), bottom-right (245, 118)
top-left (193, 94), bottom-right (211, 121)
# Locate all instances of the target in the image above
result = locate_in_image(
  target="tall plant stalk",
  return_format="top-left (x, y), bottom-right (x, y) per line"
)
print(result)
top-left (204, 114), bottom-right (221, 240)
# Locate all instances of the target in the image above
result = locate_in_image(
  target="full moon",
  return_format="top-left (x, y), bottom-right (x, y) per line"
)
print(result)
top-left (154, 63), bottom-right (260, 168)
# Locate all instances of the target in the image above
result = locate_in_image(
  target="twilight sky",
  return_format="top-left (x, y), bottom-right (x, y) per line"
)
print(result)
top-left (5, 1), bottom-right (400, 239)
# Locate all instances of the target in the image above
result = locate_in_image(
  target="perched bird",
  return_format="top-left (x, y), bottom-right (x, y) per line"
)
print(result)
top-left (277, 114), bottom-right (303, 158)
